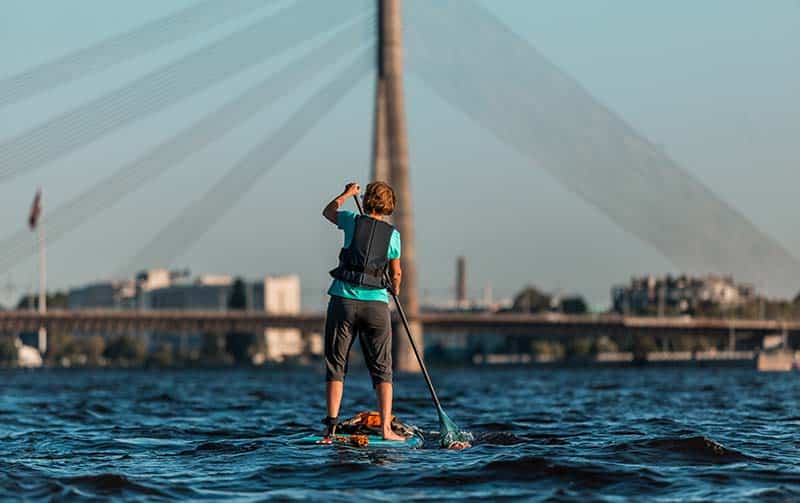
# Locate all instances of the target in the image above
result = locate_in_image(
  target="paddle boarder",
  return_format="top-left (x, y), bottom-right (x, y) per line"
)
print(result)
top-left (322, 181), bottom-right (407, 442)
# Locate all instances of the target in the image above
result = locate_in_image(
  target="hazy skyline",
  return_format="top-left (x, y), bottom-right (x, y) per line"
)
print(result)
top-left (0, 0), bottom-right (798, 308)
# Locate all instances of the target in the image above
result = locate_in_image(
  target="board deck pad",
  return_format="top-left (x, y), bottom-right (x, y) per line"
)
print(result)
top-left (298, 434), bottom-right (423, 448)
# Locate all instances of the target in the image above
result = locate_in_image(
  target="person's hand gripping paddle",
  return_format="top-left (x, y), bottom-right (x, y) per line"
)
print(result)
top-left (352, 191), bottom-right (471, 450)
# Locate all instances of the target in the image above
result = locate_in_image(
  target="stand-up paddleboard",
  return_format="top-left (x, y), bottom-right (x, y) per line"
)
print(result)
top-left (300, 412), bottom-right (424, 448)
top-left (297, 434), bottom-right (423, 448)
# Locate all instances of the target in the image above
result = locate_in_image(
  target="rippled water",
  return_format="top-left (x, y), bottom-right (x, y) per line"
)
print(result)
top-left (2, 367), bottom-right (799, 501)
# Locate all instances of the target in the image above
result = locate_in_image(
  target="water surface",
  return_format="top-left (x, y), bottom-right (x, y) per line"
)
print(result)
top-left (1, 367), bottom-right (798, 500)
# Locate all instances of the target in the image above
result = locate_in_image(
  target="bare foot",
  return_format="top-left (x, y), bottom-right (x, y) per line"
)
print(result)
top-left (447, 441), bottom-right (471, 450)
top-left (382, 430), bottom-right (408, 442)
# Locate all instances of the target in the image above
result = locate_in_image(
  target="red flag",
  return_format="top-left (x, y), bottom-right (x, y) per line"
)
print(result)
top-left (28, 189), bottom-right (41, 230)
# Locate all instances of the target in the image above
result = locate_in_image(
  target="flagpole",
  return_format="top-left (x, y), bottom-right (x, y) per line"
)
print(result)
top-left (37, 200), bottom-right (47, 355)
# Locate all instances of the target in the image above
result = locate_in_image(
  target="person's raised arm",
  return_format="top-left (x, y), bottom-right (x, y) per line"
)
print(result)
top-left (323, 183), bottom-right (360, 225)
top-left (388, 258), bottom-right (402, 297)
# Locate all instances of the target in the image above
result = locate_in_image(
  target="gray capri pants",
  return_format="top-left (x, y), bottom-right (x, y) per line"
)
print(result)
top-left (325, 295), bottom-right (392, 386)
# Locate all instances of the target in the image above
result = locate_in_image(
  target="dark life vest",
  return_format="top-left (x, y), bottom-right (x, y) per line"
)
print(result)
top-left (330, 215), bottom-right (395, 290)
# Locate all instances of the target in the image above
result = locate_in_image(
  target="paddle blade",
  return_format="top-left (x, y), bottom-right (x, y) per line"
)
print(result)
top-left (437, 408), bottom-right (472, 449)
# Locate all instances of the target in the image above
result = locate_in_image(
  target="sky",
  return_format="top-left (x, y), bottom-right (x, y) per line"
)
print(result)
top-left (0, 0), bottom-right (798, 309)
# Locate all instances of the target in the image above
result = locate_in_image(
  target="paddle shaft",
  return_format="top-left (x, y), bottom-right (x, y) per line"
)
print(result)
top-left (353, 197), bottom-right (444, 412)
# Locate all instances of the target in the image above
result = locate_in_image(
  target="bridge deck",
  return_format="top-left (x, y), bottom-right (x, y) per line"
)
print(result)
top-left (0, 310), bottom-right (797, 337)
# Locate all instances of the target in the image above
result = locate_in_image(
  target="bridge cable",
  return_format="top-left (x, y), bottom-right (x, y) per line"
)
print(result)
top-left (405, 0), bottom-right (800, 293)
top-left (116, 46), bottom-right (374, 275)
top-left (0, 0), bottom-right (274, 109)
top-left (0, 0), bottom-right (371, 183)
top-left (0, 19), bottom-right (374, 274)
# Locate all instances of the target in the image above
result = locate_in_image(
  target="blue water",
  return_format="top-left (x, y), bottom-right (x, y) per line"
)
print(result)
top-left (1, 367), bottom-right (799, 501)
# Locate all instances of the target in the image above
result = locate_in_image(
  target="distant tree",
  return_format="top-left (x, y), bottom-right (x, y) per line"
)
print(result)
top-left (565, 337), bottom-right (594, 358)
top-left (45, 332), bottom-right (71, 365)
top-left (511, 286), bottom-right (551, 313)
top-left (691, 335), bottom-right (716, 352)
top-left (0, 336), bottom-right (18, 366)
top-left (668, 334), bottom-right (716, 352)
top-left (225, 278), bottom-right (255, 365)
top-left (228, 278), bottom-right (248, 310)
top-left (560, 296), bottom-right (588, 315)
top-left (148, 343), bottom-right (175, 368)
top-left (693, 300), bottom-right (723, 319)
top-left (631, 335), bottom-right (658, 361)
top-left (83, 336), bottom-right (106, 366)
top-left (593, 336), bottom-right (619, 354)
top-left (530, 340), bottom-right (565, 360)
top-left (49, 334), bottom-right (106, 367)
top-left (200, 333), bottom-right (230, 366)
top-left (16, 291), bottom-right (68, 310)
top-left (104, 335), bottom-right (146, 366)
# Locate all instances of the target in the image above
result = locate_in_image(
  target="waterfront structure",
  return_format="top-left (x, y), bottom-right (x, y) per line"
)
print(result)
top-left (141, 273), bottom-right (302, 362)
top-left (612, 275), bottom-right (757, 316)
top-left (65, 280), bottom-right (138, 342)
top-left (14, 337), bottom-right (43, 368)
top-left (5, 310), bottom-right (796, 354)
top-left (262, 275), bottom-right (302, 363)
top-left (61, 269), bottom-right (306, 362)
top-left (135, 273), bottom-right (234, 355)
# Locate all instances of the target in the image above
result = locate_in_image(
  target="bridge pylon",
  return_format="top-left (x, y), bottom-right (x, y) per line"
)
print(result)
top-left (372, 0), bottom-right (422, 372)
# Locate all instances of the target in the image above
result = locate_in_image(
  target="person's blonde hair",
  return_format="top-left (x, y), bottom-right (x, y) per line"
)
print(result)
top-left (363, 181), bottom-right (395, 216)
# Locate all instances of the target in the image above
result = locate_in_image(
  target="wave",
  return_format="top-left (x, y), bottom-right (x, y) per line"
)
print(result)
top-left (60, 473), bottom-right (166, 497)
top-left (179, 441), bottom-right (262, 456)
top-left (471, 421), bottom-right (516, 432)
top-left (519, 432), bottom-right (571, 445)
top-left (2, 367), bottom-right (797, 500)
top-left (514, 415), bottom-right (558, 424)
top-left (748, 487), bottom-right (800, 500)
top-left (612, 436), bottom-right (754, 464)
top-left (474, 432), bottom-right (525, 445)
top-left (590, 383), bottom-right (621, 391)
top-left (420, 454), bottom-right (668, 490)
top-left (248, 390), bottom-right (272, 400)
top-left (143, 392), bottom-right (176, 403)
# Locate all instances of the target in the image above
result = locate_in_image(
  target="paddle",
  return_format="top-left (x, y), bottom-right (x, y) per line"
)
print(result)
top-left (353, 194), bottom-right (470, 449)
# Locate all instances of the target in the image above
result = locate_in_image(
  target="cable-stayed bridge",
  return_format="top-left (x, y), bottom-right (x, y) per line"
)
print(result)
top-left (1, 1), bottom-right (798, 366)
top-left (0, 309), bottom-right (794, 347)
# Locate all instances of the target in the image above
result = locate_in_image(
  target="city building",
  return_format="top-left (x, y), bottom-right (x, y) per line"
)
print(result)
top-left (135, 268), bottom-right (187, 309)
top-left (612, 274), bottom-right (757, 316)
top-left (146, 275), bottom-right (234, 310)
top-left (138, 271), bottom-right (265, 311)
top-left (136, 268), bottom-right (174, 292)
top-left (261, 275), bottom-right (303, 363)
top-left (143, 273), bottom-right (254, 360)
top-left (68, 280), bottom-right (136, 310)
top-left (61, 269), bottom-right (305, 363)
top-left (140, 272), bottom-right (302, 363)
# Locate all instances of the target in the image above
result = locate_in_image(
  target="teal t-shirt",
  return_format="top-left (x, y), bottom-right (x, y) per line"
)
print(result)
top-left (328, 210), bottom-right (401, 304)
